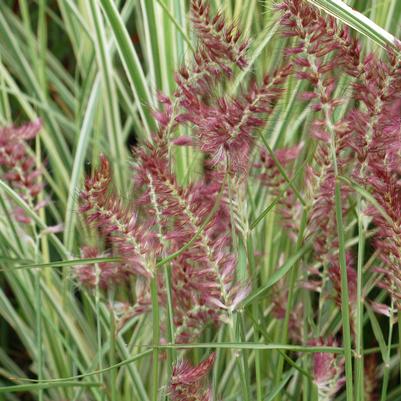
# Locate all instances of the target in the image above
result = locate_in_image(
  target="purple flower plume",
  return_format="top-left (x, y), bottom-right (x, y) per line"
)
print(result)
top-left (80, 154), bottom-right (159, 278)
top-left (75, 245), bottom-right (131, 289)
top-left (152, 2), bottom-right (291, 175)
top-left (188, 66), bottom-right (292, 173)
top-left (191, 0), bottom-right (249, 69)
top-left (309, 337), bottom-right (345, 400)
top-left (0, 119), bottom-right (44, 222)
top-left (154, 1), bottom-right (251, 147)
top-left (364, 165), bottom-right (401, 308)
top-left (135, 143), bottom-right (249, 313)
top-left (169, 353), bottom-right (215, 401)
top-left (277, 0), bottom-right (357, 266)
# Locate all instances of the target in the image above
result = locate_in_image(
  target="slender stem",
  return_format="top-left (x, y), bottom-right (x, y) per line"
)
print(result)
top-left (323, 70), bottom-right (354, 401)
top-left (398, 313), bottom-right (401, 385)
top-left (150, 276), bottom-right (160, 401)
top-left (228, 315), bottom-right (250, 401)
top-left (95, 263), bottom-right (104, 401)
top-left (246, 233), bottom-right (262, 401)
top-left (323, 80), bottom-right (354, 399)
top-left (109, 304), bottom-right (117, 401)
top-left (334, 181), bottom-right (354, 401)
top-left (355, 195), bottom-right (365, 401)
top-left (164, 266), bottom-right (175, 371)
top-left (237, 313), bottom-right (252, 401)
top-left (212, 329), bottom-right (224, 401)
top-left (34, 267), bottom-right (43, 401)
top-left (380, 301), bottom-right (395, 401)
top-left (273, 209), bottom-right (307, 399)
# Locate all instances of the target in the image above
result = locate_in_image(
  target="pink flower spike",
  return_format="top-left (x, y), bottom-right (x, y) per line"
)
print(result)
top-left (370, 301), bottom-right (393, 318)
top-left (229, 282), bottom-right (251, 311)
top-left (0, 119), bottom-right (44, 223)
top-left (79, 155), bottom-right (158, 279)
top-left (169, 353), bottom-right (215, 401)
top-left (309, 337), bottom-right (345, 399)
top-left (172, 136), bottom-right (195, 146)
top-left (40, 224), bottom-right (64, 235)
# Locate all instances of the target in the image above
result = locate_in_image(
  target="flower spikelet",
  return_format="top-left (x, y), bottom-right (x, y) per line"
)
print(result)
top-left (309, 337), bottom-right (345, 401)
top-left (156, 2), bottom-right (252, 143)
top-left (189, 65), bottom-right (292, 173)
top-left (345, 48), bottom-right (401, 179)
top-left (169, 353), bottom-right (215, 401)
top-left (0, 119), bottom-right (44, 222)
top-left (135, 144), bottom-right (248, 311)
top-left (365, 166), bottom-right (401, 308)
top-left (256, 144), bottom-right (303, 239)
top-left (278, 0), bottom-right (355, 263)
top-left (80, 155), bottom-right (158, 278)
top-left (75, 246), bottom-right (135, 289)
top-left (191, 0), bottom-right (249, 69)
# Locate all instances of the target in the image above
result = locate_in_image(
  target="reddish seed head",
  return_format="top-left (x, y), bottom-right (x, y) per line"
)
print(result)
top-left (169, 353), bottom-right (215, 401)
top-left (190, 0), bottom-right (249, 70)
top-left (75, 246), bottom-right (129, 289)
top-left (186, 65), bottom-right (291, 173)
top-left (309, 337), bottom-right (345, 399)
top-left (0, 119), bottom-right (44, 223)
top-left (80, 155), bottom-right (159, 279)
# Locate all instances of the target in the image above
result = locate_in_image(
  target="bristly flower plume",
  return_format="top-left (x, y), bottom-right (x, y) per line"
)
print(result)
top-left (154, 0), bottom-right (251, 146)
top-left (191, 0), bottom-right (249, 69)
top-left (364, 165), bottom-right (401, 309)
top-left (189, 66), bottom-right (292, 173)
top-left (135, 143), bottom-right (248, 313)
top-left (75, 246), bottom-right (131, 289)
top-left (337, 44), bottom-right (401, 309)
top-left (309, 338), bottom-right (345, 401)
top-left (277, 0), bottom-right (357, 264)
top-left (169, 353), bottom-right (215, 401)
top-left (255, 144), bottom-right (303, 239)
top-left (0, 119), bottom-right (44, 223)
top-left (79, 154), bottom-right (159, 278)
top-left (153, 1), bottom-right (291, 175)
top-left (345, 45), bottom-right (401, 179)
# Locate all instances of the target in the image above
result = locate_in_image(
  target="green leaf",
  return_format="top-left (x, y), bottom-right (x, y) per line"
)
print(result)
top-left (157, 342), bottom-right (344, 353)
top-left (0, 382), bottom-right (102, 394)
top-left (98, 0), bottom-right (156, 137)
top-left (308, 0), bottom-right (397, 48)
top-left (241, 243), bottom-right (311, 307)
top-left (5, 257), bottom-right (122, 272)
top-left (366, 306), bottom-right (387, 361)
